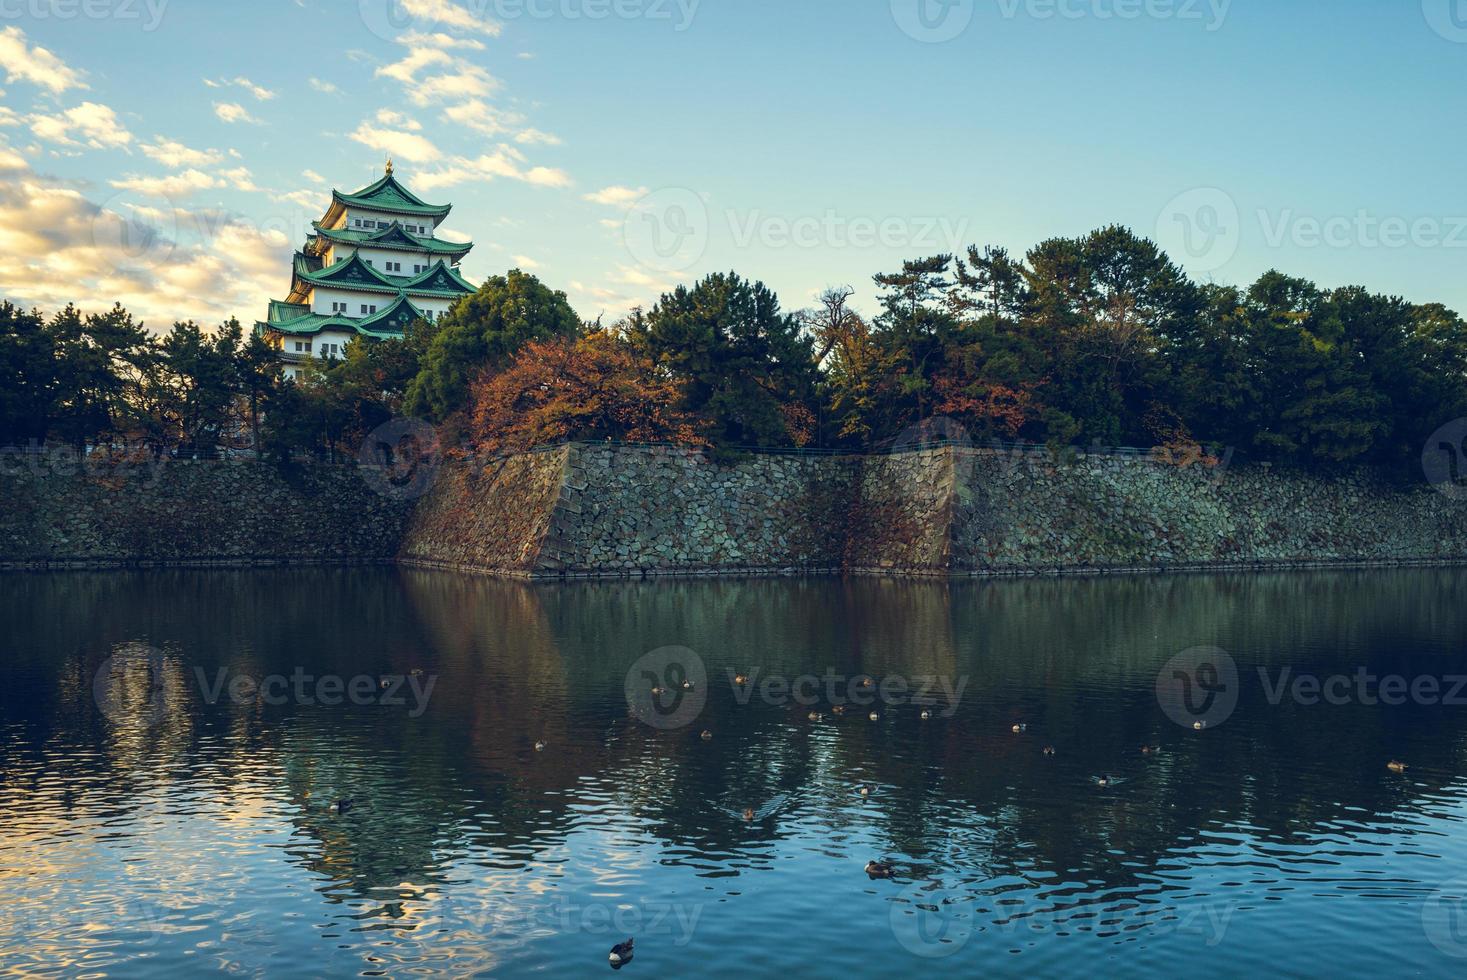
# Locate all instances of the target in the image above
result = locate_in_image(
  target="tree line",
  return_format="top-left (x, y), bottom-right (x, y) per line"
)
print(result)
top-left (4, 225), bottom-right (1465, 473)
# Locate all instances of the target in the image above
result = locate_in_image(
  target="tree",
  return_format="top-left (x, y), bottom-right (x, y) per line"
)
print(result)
top-left (631, 272), bottom-right (818, 448)
top-left (405, 270), bottom-right (581, 422)
top-left (466, 330), bottom-right (704, 454)
top-left (0, 303), bottom-right (56, 446)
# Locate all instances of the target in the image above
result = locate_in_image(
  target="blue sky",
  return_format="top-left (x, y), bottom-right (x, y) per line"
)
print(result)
top-left (2, 0), bottom-right (1466, 329)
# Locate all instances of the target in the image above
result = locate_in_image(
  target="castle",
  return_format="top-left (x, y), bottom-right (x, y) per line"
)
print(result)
top-left (256, 162), bottom-right (476, 380)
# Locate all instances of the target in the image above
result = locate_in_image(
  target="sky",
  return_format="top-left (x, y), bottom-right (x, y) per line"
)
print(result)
top-left (2, 0), bottom-right (1467, 331)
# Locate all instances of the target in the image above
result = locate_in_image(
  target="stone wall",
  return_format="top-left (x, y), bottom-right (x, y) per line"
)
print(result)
top-left (5, 444), bottom-right (1464, 577)
top-left (0, 456), bottom-right (413, 569)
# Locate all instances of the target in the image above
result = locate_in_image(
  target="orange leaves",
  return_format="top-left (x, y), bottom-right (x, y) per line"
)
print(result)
top-left (466, 332), bottom-right (706, 454)
top-left (932, 371), bottom-right (1040, 438)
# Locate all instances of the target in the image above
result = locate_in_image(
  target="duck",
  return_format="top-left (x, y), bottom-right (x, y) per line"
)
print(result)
top-left (858, 677), bottom-right (876, 690)
top-left (865, 860), bottom-right (896, 879)
top-left (1141, 745), bottom-right (1159, 755)
top-left (1012, 723), bottom-right (1028, 734)
top-left (700, 730), bottom-right (713, 741)
top-left (534, 740), bottom-right (547, 753)
top-left (651, 685), bottom-right (665, 696)
top-left (681, 679), bottom-right (695, 691)
top-left (410, 668), bottom-right (424, 678)
top-left (335, 799), bottom-right (355, 815)
top-left (869, 711), bottom-right (881, 722)
top-left (1095, 775), bottom-right (1112, 788)
top-left (831, 705), bottom-right (847, 716)
top-left (808, 711), bottom-right (823, 722)
top-left (743, 807), bottom-right (755, 821)
top-left (734, 674), bottom-right (749, 686)
top-left (920, 709), bottom-right (932, 721)
top-left (858, 785), bottom-right (873, 797)
top-left (1193, 721), bottom-right (1207, 731)
top-left (609, 938), bottom-right (634, 969)
top-left (1388, 760), bottom-right (1409, 773)
top-left (1042, 746), bottom-right (1056, 757)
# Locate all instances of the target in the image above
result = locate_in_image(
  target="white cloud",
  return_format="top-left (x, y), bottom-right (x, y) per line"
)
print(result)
top-left (377, 44), bottom-right (498, 106)
top-left (28, 102), bottom-right (132, 149)
top-left (281, 188), bottom-right (323, 210)
top-left (416, 148), bottom-right (570, 192)
top-left (0, 26), bottom-right (87, 94)
top-left (515, 127), bottom-right (561, 146)
top-left (375, 108), bottom-right (423, 132)
top-left (309, 77), bottom-right (339, 95)
top-left (140, 137), bottom-right (226, 169)
top-left (398, 0), bottom-right (502, 36)
top-left (399, 30), bottom-right (487, 50)
top-left (205, 76), bottom-right (276, 100)
top-left (440, 98), bottom-right (522, 138)
top-left (350, 120), bottom-right (440, 163)
top-left (512, 254), bottom-right (540, 269)
top-left (0, 155), bottom-right (292, 327)
top-left (302, 169), bottom-right (327, 185)
top-left (213, 102), bottom-right (262, 125)
top-left (584, 185), bottom-right (648, 207)
top-left (110, 168), bottom-right (225, 198)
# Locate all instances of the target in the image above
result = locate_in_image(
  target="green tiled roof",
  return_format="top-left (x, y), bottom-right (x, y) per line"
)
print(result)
top-left (293, 252), bottom-right (476, 299)
top-left (310, 221), bottom-right (473, 258)
top-left (325, 170), bottom-right (452, 223)
top-left (257, 293), bottom-right (431, 339)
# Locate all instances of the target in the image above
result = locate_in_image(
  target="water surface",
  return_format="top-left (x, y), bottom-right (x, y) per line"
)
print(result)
top-left (3, 569), bottom-right (1467, 977)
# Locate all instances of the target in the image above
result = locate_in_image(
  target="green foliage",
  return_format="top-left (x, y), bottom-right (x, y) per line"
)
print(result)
top-left (631, 271), bottom-right (818, 448)
top-left (404, 269), bottom-right (581, 422)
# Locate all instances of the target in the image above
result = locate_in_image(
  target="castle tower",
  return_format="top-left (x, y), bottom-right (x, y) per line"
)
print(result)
top-left (256, 163), bottom-right (477, 379)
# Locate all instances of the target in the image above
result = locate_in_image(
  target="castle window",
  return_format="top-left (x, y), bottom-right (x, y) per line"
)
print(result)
top-left (332, 302), bottom-right (346, 313)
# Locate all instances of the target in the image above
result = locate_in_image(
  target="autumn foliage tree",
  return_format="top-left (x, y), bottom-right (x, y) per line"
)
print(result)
top-left (466, 331), bottom-right (705, 455)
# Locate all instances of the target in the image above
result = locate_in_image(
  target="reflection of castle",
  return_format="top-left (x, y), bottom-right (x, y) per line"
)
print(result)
top-left (255, 161), bottom-right (476, 380)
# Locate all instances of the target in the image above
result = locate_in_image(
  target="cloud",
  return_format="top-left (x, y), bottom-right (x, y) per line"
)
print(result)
top-left (28, 102), bottom-right (132, 149)
top-left (398, 0), bottom-right (502, 36)
top-left (0, 26), bottom-right (87, 94)
top-left (440, 98), bottom-right (522, 138)
top-left (280, 188), bottom-right (323, 210)
top-left (515, 128), bottom-right (561, 146)
top-left (213, 102), bottom-right (262, 125)
top-left (584, 185), bottom-right (648, 207)
top-left (204, 76), bottom-right (276, 100)
top-left (350, 120), bottom-right (440, 163)
top-left (375, 108), bottom-right (423, 132)
top-left (400, 30), bottom-right (488, 50)
top-left (377, 43), bottom-right (498, 106)
top-left (302, 169), bottom-right (327, 185)
top-left (110, 168), bottom-right (227, 198)
top-left (415, 148), bottom-right (570, 192)
top-left (512, 255), bottom-right (540, 268)
top-left (140, 137), bottom-right (226, 169)
top-left (0, 155), bottom-right (292, 328)
top-left (309, 77), bottom-right (340, 95)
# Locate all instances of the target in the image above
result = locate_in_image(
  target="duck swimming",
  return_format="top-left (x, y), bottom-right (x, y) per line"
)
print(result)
top-left (701, 730), bottom-right (713, 741)
top-left (920, 709), bottom-right (932, 721)
top-left (869, 711), bottom-right (881, 722)
top-left (734, 674), bottom-right (749, 685)
top-left (743, 807), bottom-right (755, 821)
top-left (831, 705), bottom-right (846, 716)
top-left (808, 711), bottom-right (823, 722)
top-left (858, 785), bottom-right (873, 797)
top-left (1388, 760), bottom-right (1409, 773)
top-left (609, 938), bottom-right (634, 969)
top-left (335, 799), bottom-right (355, 815)
top-left (1042, 746), bottom-right (1056, 757)
top-left (534, 741), bottom-right (547, 752)
top-left (1193, 721), bottom-right (1207, 731)
top-left (1095, 775), bottom-right (1113, 788)
top-left (1012, 724), bottom-right (1027, 734)
top-left (865, 860), bottom-right (896, 879)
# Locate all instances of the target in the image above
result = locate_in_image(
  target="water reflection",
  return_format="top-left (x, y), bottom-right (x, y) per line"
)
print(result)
top-left (2, 568), bottom-right (1466, 976)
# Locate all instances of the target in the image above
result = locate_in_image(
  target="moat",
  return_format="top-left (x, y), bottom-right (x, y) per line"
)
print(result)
top-left (3, 568), bottom-right (1467, 976)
